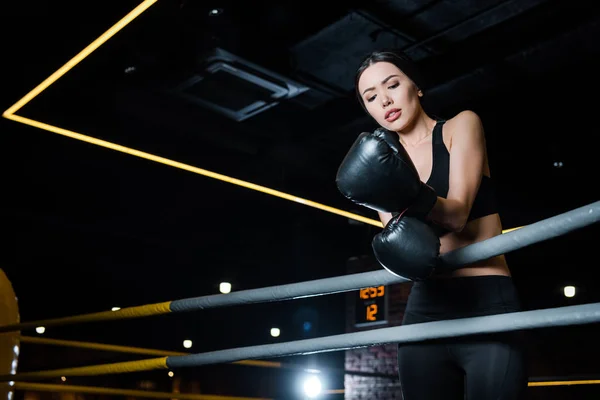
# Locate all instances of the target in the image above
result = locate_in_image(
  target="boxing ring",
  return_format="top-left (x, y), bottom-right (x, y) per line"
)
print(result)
top-left (1, 201), bottom-right (599, 398)
top-left (2, 0), bottom-right (600, 398)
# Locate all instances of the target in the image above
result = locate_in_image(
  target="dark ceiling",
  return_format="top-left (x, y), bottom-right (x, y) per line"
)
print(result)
top-left (2, 0), bottom-right (599, 394)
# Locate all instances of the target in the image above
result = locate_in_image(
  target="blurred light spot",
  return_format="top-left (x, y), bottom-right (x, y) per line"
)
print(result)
top-left (219, 282), bottom-right (232, 294)
top-left (564, 285), bottom-right (576, 298)
top-left (304, 375), bottom-right (322, 398)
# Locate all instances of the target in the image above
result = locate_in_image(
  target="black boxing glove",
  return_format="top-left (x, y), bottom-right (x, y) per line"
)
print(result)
top-left (372, 213), bottom-right (440, 281)
top-left (336, 128), bottom-right (437, 220)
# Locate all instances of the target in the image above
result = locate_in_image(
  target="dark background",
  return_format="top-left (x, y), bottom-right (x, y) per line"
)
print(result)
top-left (1, 0), bottom-right (599, 398)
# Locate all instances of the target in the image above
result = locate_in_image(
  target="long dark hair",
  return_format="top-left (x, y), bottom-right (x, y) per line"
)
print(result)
top-left (355, 50), bottom-right (426, 111)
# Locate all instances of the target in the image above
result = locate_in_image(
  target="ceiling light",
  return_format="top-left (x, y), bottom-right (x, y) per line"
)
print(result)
top-left (270, 328), bottom-right (280, 337)
top-left (563, 285), bottom-right (575, 298)
top-left (219, 282), bottom-right (232, 294)
top-left (35, 326), bottom-right (45, 334)
top-left (183, 339), bottom-right (192, 349)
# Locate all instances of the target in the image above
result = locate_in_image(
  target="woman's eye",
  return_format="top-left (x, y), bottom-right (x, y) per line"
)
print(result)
top-left (388, 82), bottom-right (399, 89)
top-left (367, 95), bottom-right (376, 102)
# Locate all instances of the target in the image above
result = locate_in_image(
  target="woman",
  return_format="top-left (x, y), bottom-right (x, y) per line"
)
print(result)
top-left (353, 50), bottom-right (528, 399)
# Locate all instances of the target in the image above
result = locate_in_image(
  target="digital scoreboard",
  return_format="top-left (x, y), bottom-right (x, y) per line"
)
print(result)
top-left (355, 285), bottom-right (388, 327)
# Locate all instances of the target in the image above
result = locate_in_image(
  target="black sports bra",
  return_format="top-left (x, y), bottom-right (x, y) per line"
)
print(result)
top-left (426, 120), bottom-right (499, 223)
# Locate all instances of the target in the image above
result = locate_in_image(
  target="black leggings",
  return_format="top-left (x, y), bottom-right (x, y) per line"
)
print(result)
top-left (397, 275), bottom-right (528, 400)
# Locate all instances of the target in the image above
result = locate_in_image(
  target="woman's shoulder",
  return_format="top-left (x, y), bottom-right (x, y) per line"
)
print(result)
top-left (445, 109), bottom-right (483, 128)
top-left (443, 110), bottom-right (485, 142)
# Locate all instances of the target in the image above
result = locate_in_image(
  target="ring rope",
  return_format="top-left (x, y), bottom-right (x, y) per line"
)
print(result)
top-left (3, 301), bottom-right (600, 381)
top-left (19, 335), bottom-right (187, 357)
top-left (12, 379), bottom-right (600, 400)
top-left (13, 382), bottom-right (272, 400)
top-left (19, 336), bottom-right (394, 379)
top-left (528, 380), bottom-right (600, 387)
top-left (0, 201), bottom-right (597, 335)
top-left (3, 358), bottom-right (168, 380)
top-left (441, 200), bottom-right (598, 269)
top-left (0, 302), bottom-right (171, 334)
top-left (24, 336), bottom-right (600, 384)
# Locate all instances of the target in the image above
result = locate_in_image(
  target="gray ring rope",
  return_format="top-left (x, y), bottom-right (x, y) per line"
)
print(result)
top-left (0, 201), bottom-right (596, 334)
top-left (171, 200), bottom-right (599, 310)
top-left (167, 301), bottom-right (600, 369)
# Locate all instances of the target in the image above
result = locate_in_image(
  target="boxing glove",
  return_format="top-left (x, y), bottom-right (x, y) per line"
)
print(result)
top-left (336, 128), bottom-right (437, 220)
top-left (372, 213), bottom-right (440, 281)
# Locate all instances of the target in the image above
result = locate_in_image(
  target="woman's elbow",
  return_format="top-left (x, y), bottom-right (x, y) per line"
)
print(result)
top-left (448, 218), bottom-right (467, 233)
top-left (447, 209), bottom-right (470, 233)
top-left (430, 198), bottom-right (470, 233)
top-left (428, 213), bottom-right (466, 233)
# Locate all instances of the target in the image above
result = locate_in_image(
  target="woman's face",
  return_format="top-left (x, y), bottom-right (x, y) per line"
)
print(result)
top-left (357, 61), bottom-right (422, 131)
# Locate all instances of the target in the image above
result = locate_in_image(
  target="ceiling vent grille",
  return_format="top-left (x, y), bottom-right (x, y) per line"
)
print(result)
top-left (171, 48), bottom-right (309, 122)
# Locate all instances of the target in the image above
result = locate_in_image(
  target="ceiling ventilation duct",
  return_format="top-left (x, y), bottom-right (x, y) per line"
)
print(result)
top-left (171, 48), bottom-right (309, 122)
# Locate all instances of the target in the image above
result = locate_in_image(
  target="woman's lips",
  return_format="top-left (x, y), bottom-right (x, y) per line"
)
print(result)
top-left (385, 109), bottom-right (401, 122)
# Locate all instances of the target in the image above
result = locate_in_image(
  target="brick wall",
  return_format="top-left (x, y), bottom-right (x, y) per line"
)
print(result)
top-left (344, 255), bottom-right (411, 400)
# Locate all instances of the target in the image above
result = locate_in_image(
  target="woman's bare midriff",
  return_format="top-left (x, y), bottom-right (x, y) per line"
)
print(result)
top-left (432, 212), bottom-right (512, 278)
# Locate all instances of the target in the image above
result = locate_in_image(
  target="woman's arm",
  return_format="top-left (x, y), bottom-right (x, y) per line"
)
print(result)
top-left (378, 211), bottom-right (393, 227)
top-left (427, 110), bottom-right (486, 232)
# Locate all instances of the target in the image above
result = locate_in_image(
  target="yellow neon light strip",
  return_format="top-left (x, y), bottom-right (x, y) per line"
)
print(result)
top-left (3, 0), bottom-right (159, 117)
top-left (0, 0), bottom-right (380, 229)
top-left (1, 0), bottom-right (520, 233)
top-left (14, 382), bottom-right (273, 400)
top-left (3, 113), bottom-right (382, 227)
top-left (2, 110), bottom-right (520, 232)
